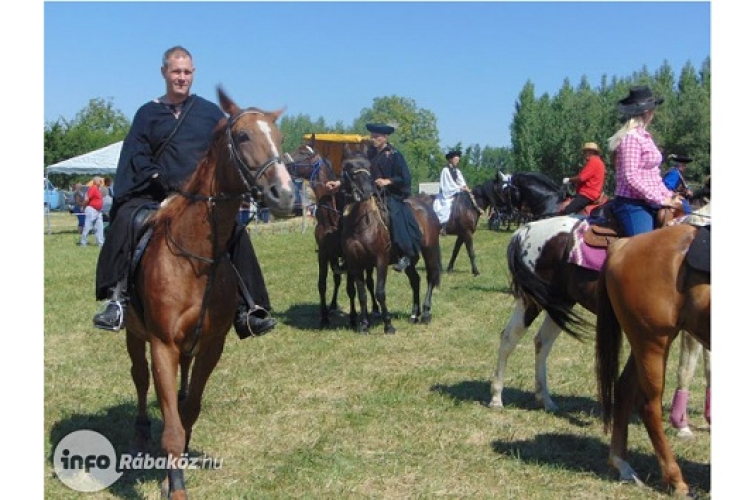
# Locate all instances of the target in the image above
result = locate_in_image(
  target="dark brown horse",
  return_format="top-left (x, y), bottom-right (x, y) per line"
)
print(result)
top-left (124, 88), bottom-right (294, 499)
top-left (595, 219), bottom-right (710, 495)
top-left (340, 154), bottom-right (442, 334)
top-left (442, 191), bottom-right (482, 275)
top-left (286, 142), bottom-right (379, 327)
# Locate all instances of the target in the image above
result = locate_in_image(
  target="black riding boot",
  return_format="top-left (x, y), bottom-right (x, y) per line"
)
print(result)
top-left (93, 279), bottom-right (127, 332)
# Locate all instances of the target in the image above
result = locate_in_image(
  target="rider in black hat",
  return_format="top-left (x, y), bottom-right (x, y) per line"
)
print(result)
top-left (365, 122), bottom-right (422, 272)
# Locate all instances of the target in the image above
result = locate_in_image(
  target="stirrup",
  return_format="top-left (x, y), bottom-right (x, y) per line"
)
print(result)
top-left (93, 301), bottom-right (126, 332)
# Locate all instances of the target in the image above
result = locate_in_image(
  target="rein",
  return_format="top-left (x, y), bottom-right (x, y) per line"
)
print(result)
top-left (225, 110), bottom-right (284, 197)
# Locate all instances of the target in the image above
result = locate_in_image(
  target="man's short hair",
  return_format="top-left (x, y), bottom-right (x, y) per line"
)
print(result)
top-left (162, 45), bottom-right (193, 67)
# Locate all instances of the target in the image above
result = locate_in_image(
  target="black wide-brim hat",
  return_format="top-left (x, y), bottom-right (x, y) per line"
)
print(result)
top-left (669, 154), bottom-right (693, 164)
top-left (366, 123), bottom-right (395, 135)
top-left (617, 85), bottom-right (664, 117)
top-left (445, 150), bottom-right (461, 160)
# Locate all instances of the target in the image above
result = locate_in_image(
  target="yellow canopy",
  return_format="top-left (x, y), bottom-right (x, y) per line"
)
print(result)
top-left (302, 133), bottom-right (368, 144)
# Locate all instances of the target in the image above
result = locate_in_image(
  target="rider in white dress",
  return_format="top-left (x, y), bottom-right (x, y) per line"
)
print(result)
top-left (432, 151), bottom-right (469, 229)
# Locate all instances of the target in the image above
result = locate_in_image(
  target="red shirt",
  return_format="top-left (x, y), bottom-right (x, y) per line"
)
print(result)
top-left (576, 154), bottom-right (605, 201)
top-left (86, 185), bottom-right (104, 211)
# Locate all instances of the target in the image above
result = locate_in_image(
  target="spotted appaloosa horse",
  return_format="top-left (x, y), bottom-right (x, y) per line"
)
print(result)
top-left (595, 215), bottom-right (710, 495)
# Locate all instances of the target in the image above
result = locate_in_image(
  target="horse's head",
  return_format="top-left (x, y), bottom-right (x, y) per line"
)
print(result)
top-left (218, 86), bottom-right (295, 217)
top-left (341, 155), bottom-right (374, 203)
top-left (286, 143), bottom-right (337, 201)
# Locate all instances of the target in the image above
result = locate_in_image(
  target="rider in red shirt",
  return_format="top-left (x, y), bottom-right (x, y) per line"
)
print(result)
top-left (562, 142), bottom-right (605, 215)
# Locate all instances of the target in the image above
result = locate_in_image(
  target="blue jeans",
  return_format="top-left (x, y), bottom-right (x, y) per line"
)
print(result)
top-left (612, 197), bottom-right (657, 236)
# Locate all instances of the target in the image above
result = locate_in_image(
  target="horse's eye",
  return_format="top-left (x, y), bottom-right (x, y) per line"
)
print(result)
top-left (235, 130), bottom-right (251, 143)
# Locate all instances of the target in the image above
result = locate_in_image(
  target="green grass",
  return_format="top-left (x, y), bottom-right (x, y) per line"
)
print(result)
top-left (44, 212), bottom-right (710, 499)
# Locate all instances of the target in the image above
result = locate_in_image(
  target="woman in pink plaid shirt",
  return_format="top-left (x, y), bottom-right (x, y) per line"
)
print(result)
top-left (607, 86), bottom-right (685, 236)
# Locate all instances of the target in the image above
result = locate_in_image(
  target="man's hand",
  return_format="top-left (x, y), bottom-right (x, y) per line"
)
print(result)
top-left (374, 178), bottom-right (391, 188)
top-left (325, 180), bottom-right (341, 191)
top-left (562, 177), bottom-right (570, 185)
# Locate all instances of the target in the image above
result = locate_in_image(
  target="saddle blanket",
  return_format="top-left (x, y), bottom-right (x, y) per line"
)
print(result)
top-left (568, 219), bottom-right (607, 272)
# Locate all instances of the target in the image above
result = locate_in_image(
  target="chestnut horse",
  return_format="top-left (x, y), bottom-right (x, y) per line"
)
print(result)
top-left (124, 88), bottom-right (294, 499)
top-left (595, 220), bottom-right (710, 495)
top-left (286, 142), bottom-right (379, 327)
top-left (340, 154), bottom-right (442, 334)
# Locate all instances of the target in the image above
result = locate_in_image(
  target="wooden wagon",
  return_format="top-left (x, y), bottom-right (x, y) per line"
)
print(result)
top-left (302, 133), bottom-right (370, 177)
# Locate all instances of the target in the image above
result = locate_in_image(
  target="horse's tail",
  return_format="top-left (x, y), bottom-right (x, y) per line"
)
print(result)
top-left (595, 262), bottom-right (622, 434)
top-left (506, 230), bottom-right (587, 339)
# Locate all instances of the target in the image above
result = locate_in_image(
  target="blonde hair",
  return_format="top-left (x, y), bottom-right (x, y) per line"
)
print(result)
top-left (607, 114), bottom-right (649, 152)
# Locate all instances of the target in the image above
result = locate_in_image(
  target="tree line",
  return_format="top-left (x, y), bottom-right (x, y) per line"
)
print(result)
top-left (45, 57), bottom-right (710, 195)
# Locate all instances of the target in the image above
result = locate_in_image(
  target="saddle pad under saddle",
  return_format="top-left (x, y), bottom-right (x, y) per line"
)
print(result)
top-left (685, 225), bottom-right (710, 273)
top-left (568, 219), bottom-right (607, 272)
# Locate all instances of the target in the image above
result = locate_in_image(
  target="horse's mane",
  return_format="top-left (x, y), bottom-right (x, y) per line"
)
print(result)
top-left (513, 171), bottom-right (560, 192)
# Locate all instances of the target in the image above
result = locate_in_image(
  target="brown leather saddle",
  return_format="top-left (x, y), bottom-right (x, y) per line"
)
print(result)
top-left (583, 202), bottom-right (682, 249)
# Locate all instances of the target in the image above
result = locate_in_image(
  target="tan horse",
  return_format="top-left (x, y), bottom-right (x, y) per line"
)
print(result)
top-left (595, 214), bottom-right (710, 495)
top-left (124, 88), bottom-right (294, 499)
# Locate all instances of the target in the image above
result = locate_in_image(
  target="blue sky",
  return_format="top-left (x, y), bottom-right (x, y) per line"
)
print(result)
top-left (43, 1), bottom-right (711, 149)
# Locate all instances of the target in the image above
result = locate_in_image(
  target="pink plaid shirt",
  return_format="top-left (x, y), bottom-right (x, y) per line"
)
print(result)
top-left (614, 127), bottom-right (671, 205)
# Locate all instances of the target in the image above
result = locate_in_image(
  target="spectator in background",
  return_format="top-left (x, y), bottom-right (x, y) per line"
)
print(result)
top-left (72, 183), bottom-right (86, 235)
top-left (80, 176), bottom-right (105, 247)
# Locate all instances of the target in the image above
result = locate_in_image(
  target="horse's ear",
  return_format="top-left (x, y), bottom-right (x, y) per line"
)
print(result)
top-left (267, 107), bottom-right (287, 122)
top-left (216, 86), bottom-right (240, 116)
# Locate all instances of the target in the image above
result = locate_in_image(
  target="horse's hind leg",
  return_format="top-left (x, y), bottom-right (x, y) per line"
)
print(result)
top-left (405, 265), bottom-right (421, 324)
top-left (179, 334), bottom-right (227, 452)
top-left (632, 340), bottom-right (690, 495)
top-left (489, 299), bottom-right (539, 409)
top-left (126, 331), bottom-right (151, 454)
top-left (465, 234), bottom-right (479, 276)
top-left (533, 315), bottom-right (563, 411)
top-left (609, 354), bottom-right (645, 487)
top-left (703, 348), bottom-right (711, 425)
top-left (670, 331), bottom-right (702, 436)
top-left (446, 237), bottom-right (462, 273)
top-left (375, 264), bottom-right (394, 334)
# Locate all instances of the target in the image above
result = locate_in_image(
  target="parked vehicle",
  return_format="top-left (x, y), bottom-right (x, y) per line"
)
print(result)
top-left (44, 178), bottom-right (63, 211)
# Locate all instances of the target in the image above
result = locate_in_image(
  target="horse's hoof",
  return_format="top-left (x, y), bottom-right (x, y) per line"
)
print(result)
top-left (487, 399), bottom-right (504, 410)
top-left (385, 325), bottom-right (396, 334)
top-left (446, 267), bottom-right (454, 273)
top-left (472, 271), bottom-right (480, 276)
top-left (420, 314), bottom-right (432, 325)
top-left (675, 427), bottom-right (694, 438)
top-left (320, 318), bottom-right (330, 329)
top-left (409, 315), bottom-right (419, 324)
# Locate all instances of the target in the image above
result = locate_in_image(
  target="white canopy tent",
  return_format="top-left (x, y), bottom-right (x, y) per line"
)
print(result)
top-left (46, 141), bottom-right (122, 176)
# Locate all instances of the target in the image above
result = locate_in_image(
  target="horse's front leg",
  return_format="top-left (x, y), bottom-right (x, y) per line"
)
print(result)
top-left (355, 272), bottom-right (370, 334)
top-left (346, 272), bottom-right (357, 329)
top-left (150, 339), bottom-right (188, 500)
top-left (465, 234), bottom-right (480, 276)
top-left (126, 331), bottom-right (151, 454)
top-left (375, 262), bottom-right (394, 334)
top-left (446, 237), bottom-right (462, 273)
top-left (179, 333), bottom-right (227, 452)
top-left (318, 254), bottom-right (331, 328)
top-left (670, 331), bottom-right (702, 436)
top-left (366, 267), bottom-right (380, 317)
top-left (178, 355), bottom-right (191, 403)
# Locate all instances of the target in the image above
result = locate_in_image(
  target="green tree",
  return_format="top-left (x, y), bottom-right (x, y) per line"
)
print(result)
top-left (353, 95), bottom-right (442, 190)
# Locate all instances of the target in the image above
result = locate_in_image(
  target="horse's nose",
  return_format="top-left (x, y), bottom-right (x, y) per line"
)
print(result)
top-left (264, 178), bottom-right (295, 217)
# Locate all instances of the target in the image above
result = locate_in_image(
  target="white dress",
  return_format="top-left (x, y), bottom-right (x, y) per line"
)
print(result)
top-left (432, 166), bottom-right (467, 224)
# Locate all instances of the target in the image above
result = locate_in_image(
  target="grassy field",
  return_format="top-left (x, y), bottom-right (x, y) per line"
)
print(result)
top-left (43, 212), bottom-right (710, 499)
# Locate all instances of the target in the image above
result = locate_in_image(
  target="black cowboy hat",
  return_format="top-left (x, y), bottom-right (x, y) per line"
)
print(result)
top-left (668, 154), bottom-right (693, 164)
top-left (617, 85), bottom-right (664, 117)
top-left (445, 150), bottom-right (461, 160)
top-left (366, 123), bottom-right (395, 135)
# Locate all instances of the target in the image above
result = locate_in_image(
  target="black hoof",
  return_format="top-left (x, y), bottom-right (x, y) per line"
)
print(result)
top-left (420, 314), bottom-right (432, 325)
top-left (385, 325), bottom-right (396, 334)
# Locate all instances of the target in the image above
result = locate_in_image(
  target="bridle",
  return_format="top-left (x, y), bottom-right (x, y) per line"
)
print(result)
top-left (225, 110), bottom-right (284, 198)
